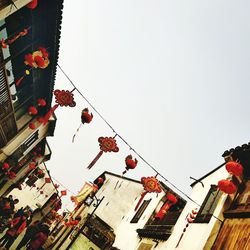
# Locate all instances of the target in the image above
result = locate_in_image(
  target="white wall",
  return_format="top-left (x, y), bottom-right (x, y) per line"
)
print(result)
top-left (92, 173), bottom-right (144, 231)
top-left (113, 191), bottom-right (166, 250)
top-left (138, 166), bottom-right (231, 250)
top-left (10, 162), bottom-right (57, 210)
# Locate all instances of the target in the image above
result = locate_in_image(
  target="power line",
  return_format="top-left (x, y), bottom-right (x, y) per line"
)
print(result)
top-left (56, 64), bottom-right (223, 222)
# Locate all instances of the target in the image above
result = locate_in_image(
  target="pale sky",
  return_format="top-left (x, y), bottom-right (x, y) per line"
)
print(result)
top-left (47, 0), bottom-right (250, 209)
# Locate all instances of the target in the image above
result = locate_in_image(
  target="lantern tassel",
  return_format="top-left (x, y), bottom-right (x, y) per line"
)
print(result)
top-left (72, 123), bottom-right (82, 143)
top-left (43, 104), bottom-right (59, 125)
top-left (15, 76), bottom-right (25, 87)
top-left (135, 191), bottom-right (148, 211)
top-left (87, 151), bottom-right (104, 169)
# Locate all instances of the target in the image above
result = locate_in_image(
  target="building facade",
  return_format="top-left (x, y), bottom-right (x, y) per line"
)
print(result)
top-left (50, 172), bottom-right (186, 250)
top-left (0, 0), bottom-right (64, 221)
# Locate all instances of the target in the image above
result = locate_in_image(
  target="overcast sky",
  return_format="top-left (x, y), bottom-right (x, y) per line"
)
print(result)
top-left (47, 0), bottom-right (250, 209)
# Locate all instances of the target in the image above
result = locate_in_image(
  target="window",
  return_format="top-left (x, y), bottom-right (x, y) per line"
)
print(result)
top-left (130, 199), bottom-right (151, 223)
top-left (137, 242), bottom-right (153, 250)
top-left (194, 185), bottom-right (222, 223)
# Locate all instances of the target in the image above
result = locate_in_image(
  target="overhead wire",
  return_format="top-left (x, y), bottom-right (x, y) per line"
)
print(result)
top-left (56, 64), bottom-right (223, 222)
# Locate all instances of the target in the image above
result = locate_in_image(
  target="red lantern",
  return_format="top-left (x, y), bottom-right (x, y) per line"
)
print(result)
top-left (86, 137), bottom-right (119, 169)
top-left (2, 162), bottom-right (10, 170)
top-left (72, 108), bottom-right (93, 142)
top-left (37, 98), bottom-right (46, 107)
top-left (40, 190), bottom-right (44, 194)
top-left (155, 202), bottom-right (171, 220)
top-left (26, 0), bottom-right (38, 9)
top-left (38, 47), bottom-right (49, 58)
top-left (34, 55), bottom-right (45, 68)
top-left (37, 169), bottom-right (43, 175)
top-left (154, 194), bottom-right (177, 220)
top-left (225, 161), bottom-right (243, 176)
top-left (81, 108), bottom-right (93, 124)
top-left (29, 123), bottom-right (36, 130)
top-left (166, 193), bottom-right (178, 204)
top-left (123, 155), bottom-right (138, 175)
top-left (37, 117), bottom-right (45, 123)
top-left (45, 177), bottom-right (51, 183)
top-left (29, 162), bottom-right (36, 170)
top-left (61, 190), bottom-right (67, 196)
top-left (97, 177), bottom-right (104, 184)
top-left (6, 171), bottom-right (16, 179)
top-left (218, 179), bottom-right (237, 194)
top-left (28, 106), bottom-right (38, 115)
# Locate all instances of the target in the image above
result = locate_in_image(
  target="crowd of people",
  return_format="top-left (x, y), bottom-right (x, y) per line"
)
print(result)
top-left (0, 196), bottom-right (50, 250)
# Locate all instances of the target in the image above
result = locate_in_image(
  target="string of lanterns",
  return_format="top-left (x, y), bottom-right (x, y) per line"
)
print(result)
top-left (56, 64), bottom-right (217, 212)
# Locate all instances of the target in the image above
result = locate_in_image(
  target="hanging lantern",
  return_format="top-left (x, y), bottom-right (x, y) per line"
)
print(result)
top-left (29, 123), bottom-right (36, 130)
top-left (81, 108), bottom-right (93, 124)
top-left (40, 190), bottom-right (44, 194)
top-left (97, 177), bottom-right (104, 184)
top-left (37, 117), bottom-right (45, 123)
top-left (155, 193), bottom-right (178, 220)
top-left (45, 177), bottom-right (51, 183)
top-left (2, 162), bottom-right (10, 170)
top-left (135, 176), bottom-right (162, 211)
top-left (6, 171), bottom-right (16, 179)
top-left (86, 136), bottom-right (119, 170)
top-left (54, 184), bottom-right (60, 189)
top-left (37, 98), bottom-right (46, 107)
top-left (28, 106), bottom-right (38, 115)
top-left (225, 161), bottom-right (243, 176)
top-left (166, 193), bottom-right (178, 204)
top-left (72, 108), bottom-right (93, 142)
top-left (61, 190), bottom-right (67, 196)
top-left (26, 0), bottom-right (38, 9)
top-left (28, 162), bottom-right (36, 170)
top-left (218, 179), bottom-right (237, 194)
top-left (123, 155), bottom-right (138, 175)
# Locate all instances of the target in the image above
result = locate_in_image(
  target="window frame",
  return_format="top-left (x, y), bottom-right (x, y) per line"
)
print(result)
top-left (194, 185), bottom-right (222, 223)
top-left (130, 199), bottom-right (151, 223)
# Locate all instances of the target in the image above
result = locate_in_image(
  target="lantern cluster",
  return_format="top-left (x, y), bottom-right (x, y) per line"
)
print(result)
top-left (217, 161), bottom-right (243, 195)
top-left (24, 47), bottom-right (49, 69)
top-left (176, 208), bottom-right (198, 248)
top-left (27, 98), bottom-right (47, 130)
